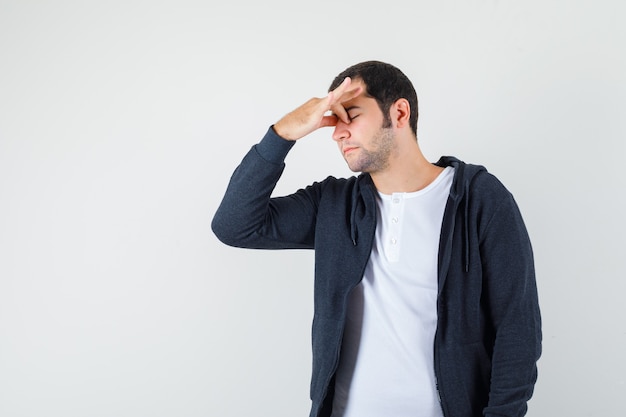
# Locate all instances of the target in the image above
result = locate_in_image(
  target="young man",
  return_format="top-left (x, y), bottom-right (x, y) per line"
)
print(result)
top-left (212, 61), bottom-right (542, 417)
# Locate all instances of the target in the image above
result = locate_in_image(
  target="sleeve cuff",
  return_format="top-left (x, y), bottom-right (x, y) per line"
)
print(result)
top-left (254, 125), bottom-right (296, 164)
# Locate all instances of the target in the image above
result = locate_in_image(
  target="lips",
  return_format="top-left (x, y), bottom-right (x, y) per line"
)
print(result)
top-left (343, 146), bottom-right (358, 155)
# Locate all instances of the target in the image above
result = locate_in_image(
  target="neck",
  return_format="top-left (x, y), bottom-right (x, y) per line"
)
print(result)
top-left (370, 137), bottom-right (443, 195)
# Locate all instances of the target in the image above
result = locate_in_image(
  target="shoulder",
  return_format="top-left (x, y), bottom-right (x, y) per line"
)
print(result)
top-left (470, 170), bottom-right (512, 201)
top-left (438, 156), bottom-right (512, 202)
top-left (467, 168), bottom-right (527, 237)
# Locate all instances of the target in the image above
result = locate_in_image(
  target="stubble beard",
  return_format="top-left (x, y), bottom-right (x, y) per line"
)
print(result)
top-left (347, 126), bottom-right (396, 173)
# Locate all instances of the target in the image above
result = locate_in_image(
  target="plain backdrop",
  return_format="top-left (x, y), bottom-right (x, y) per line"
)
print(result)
top-left (1, 1), bottom-right (625, 416)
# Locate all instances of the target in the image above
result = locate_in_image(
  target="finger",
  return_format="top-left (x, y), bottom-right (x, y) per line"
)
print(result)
top-left (328, 78), bottom-right (363, 111)
top-left (340, 84), bottom-right (363, 103)
top-left (334, 76), bottom-right (352, 93)
top-left (330, 102), bottom-right (350, 124)
top-left (328, 77), bottom-right (352, 105)
top-left (323, 91), bottom-right (346, 123)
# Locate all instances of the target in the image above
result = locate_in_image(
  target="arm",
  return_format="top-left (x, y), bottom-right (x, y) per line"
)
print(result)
top-left (480, 192), bottom-right (542, 417)
top-left (211, 126), bottom-right (318, 249)
top-left (211, 78), bottom-right (362, 249)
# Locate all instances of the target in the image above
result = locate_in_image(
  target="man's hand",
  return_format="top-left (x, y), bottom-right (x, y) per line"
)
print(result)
top-left (273, 77), bottom-right (363, 141)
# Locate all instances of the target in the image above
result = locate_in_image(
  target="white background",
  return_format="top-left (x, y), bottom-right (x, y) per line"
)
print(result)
top-left (1, 1), bottom-right (625, 416)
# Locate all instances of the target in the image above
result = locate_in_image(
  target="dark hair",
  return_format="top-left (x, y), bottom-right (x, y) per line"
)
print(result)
top-left (329, 61), bottom-right (418, 136)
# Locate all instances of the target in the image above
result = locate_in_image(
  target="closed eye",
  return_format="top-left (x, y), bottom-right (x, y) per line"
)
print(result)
top-left (344, 105), bottom-right (361, 122)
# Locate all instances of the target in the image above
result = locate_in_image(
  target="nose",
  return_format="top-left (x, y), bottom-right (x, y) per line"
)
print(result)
top-left (332, 120), bottom-right (350, 142)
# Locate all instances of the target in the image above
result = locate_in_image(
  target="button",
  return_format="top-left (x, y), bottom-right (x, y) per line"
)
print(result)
top-left (391, 238), bottom-right (397, 245)
top-left (392, 217), bottom-right (398, 223)
top-left (393, 198), bottom-right (400, 204)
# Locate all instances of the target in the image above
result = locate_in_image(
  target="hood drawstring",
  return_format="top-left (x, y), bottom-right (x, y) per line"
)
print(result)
top-left (350, 180), bottom-right (360, 246)
top-left (435, 156), bottom-right (484, 277)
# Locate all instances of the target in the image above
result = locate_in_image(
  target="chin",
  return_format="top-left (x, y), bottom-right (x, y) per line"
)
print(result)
top-left (344, 161), bottom-right (361, 172)
top-left (348, 165), bottom-right (368, 173)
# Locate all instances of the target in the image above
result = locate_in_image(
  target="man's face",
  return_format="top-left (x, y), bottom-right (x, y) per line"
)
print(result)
top-left (332, 80), bottom-right (396, 173)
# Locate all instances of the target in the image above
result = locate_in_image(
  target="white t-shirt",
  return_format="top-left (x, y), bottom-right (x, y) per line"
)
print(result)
top-left (331, 167), bottom-right (454, 417)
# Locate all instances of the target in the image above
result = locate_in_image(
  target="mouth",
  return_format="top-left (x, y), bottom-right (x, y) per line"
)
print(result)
top-left (343, 146), bottom-right (358, 155)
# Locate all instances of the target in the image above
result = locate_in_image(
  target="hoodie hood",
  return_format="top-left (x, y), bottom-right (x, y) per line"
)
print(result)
top-left (349, 173), bottom-right (376, 246)
top-left (435, 156), bottom-right (487, 278)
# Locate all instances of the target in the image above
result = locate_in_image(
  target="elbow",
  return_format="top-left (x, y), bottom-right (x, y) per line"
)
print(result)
top-left (211, 214), bottom-right (236, 247)
top-left (211, 211), bottom-right (252, 248)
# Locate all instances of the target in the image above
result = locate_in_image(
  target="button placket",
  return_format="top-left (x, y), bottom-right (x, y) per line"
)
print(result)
top-left (387, 193), bottom-right (403, 262)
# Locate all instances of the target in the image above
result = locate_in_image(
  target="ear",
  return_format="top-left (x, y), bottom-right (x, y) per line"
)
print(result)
top-left (390, 98), bottom-right (411, 129)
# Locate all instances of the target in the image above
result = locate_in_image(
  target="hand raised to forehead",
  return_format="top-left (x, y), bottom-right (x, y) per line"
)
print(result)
top-left (274, 77), bottom-right (363, 141)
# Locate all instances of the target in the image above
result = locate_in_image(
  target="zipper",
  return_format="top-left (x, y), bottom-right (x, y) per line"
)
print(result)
top-left (433, 339), bottom-right (447, 417)
top-left (433, 302), bottom-right (448, 417)
top-left (316, 195), bottom-right (377, 417)
top-left (316, 280), bottom-right (365, 417)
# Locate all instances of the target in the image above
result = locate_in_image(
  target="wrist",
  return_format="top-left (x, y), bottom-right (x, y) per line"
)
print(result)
top-left (256, 126), bottom-right (296, 164)
top-left (273, 121), bottom-right (298, 141)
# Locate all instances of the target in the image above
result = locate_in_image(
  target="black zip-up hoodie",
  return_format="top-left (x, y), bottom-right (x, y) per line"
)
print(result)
top-left (212, 127), bottom-right (542, 417)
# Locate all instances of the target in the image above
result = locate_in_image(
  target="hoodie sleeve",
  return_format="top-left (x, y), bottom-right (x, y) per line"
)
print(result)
top-left (479, 189), bottom-right (542, 417)
top-left (211, 126), bottom-right (321, 249)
